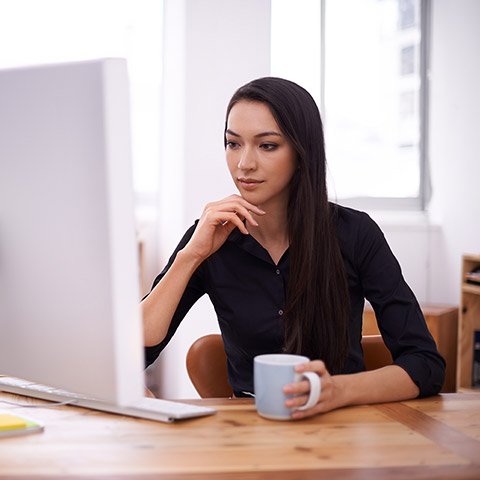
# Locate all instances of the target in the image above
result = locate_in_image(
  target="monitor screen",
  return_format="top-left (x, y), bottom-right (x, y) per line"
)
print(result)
top-left (0, 58), bottom-right (144, 406)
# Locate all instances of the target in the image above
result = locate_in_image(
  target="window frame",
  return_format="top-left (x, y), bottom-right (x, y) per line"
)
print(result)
top-left (320, 0), bottom-right (431, 211)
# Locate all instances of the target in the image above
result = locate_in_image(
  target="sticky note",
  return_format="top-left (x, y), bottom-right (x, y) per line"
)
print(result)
top-left (0, 413), bottom-right (28, 431)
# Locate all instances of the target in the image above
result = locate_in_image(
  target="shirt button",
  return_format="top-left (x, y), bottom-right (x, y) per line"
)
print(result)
top-left (275, 269), bottom-right (281, 275)
top-left (278, 309), bottom-right (284, 316)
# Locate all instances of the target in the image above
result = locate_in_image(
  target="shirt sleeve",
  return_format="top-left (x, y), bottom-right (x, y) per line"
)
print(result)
top-left (143, 222), bottom-right (206, 368)
top-left (355, 212), bottom-right (446, 397)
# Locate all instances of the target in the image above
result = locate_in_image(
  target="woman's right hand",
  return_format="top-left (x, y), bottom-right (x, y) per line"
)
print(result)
top-left (183, 194), bottom-right (265, 262)
top-left (142, 194), bottom-right (264, 347)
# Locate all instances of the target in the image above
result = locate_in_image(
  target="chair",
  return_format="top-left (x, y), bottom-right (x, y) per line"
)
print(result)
top-left (186, 333), bottom-right (392, 398)
top-left (186, 334), bottom-right (234, 398)
top-left (362, 334), bottom-right (393, 371)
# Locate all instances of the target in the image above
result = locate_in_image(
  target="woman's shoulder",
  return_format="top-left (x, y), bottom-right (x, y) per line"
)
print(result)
top-left (330, 203), bottom-right (378, 231)
top-left (330, 203), bottom-right (385, 257)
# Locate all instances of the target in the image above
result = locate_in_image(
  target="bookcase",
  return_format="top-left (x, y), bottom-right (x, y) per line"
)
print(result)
top-left (457, 254), bottom-right (480, 392)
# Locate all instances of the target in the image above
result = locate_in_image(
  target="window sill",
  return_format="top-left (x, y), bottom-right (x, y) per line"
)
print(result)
top-left (367, 210), bottom-right (441, 232)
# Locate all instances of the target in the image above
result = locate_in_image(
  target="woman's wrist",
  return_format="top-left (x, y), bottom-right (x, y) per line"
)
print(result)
top-left (329, 374), bottom-right (351, 409)
top-left (330, 372), bottom-right (379, 408)
top-left (329, 367), bottom-right (420, 409)
top-left (175, 246), bottom-right (206, 271)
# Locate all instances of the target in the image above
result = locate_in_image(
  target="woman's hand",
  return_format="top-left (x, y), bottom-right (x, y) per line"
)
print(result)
top-left (143, 194), bottom-right (264, 347)
top-left (183, 194), bottom-right (265, 262)
top-left (145, 386), bottom-right (155, 398)
top-left (282, 361), bottom-right (420, 420)
top-left (283, 360), bottom-right (342, 420)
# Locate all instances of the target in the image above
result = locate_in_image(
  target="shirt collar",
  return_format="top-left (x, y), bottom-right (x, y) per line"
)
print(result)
top-left (227, 227), bottom-right (290, 266)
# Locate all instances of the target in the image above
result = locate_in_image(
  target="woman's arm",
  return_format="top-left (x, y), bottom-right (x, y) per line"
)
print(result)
top-left (354, 212), bottom-right (445, 396)
top-left (283, 361), bottom-right (419, 419)
top-left (142, 249), bottom-right (204, 346)
top-left (142, 195), bottom-right (264, 347)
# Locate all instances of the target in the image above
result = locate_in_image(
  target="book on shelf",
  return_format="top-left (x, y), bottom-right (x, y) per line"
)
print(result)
top-left (473, 330), bottom-right (480, 388)
top-left (466, 268), bottom-right (480, 286)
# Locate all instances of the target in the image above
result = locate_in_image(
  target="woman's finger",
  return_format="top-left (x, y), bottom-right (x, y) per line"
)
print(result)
top-left (295, 360), bottom-right (327, 375)
top-left (211, 196), bottom-right (266, 221)
top-left (203, 201), bottom-right (264, 233)
top-left (285, 393), bottom-right (310, 409)
top-left (228, 205), bottom-right (261, 228)
top-left (217, 194), bottom-right (266, 216)
top-left (209, 211), bottom-right (250, 235)
top-left (283, 379), bottom-right (311, 395)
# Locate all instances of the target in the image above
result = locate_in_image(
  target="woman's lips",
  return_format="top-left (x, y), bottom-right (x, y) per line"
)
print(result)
top-left (238, 178), bottom-right (263, 190)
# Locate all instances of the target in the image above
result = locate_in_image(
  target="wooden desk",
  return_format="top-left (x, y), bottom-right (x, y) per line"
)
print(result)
top-left (1, 392), bottom-right (479, 479)
top-left (363, 304), bottom-right (459, 393)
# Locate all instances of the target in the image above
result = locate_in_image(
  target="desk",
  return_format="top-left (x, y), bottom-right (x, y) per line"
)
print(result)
top-left (0, 392), bottom-right (479, 479)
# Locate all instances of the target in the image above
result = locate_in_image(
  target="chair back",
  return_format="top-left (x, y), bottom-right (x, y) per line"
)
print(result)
top-left (362, 334), bottom-right (393, 371)
top-left (186, 334), bottom-right (233, 398)
top-left (186, 333), bottom-right (392, 398)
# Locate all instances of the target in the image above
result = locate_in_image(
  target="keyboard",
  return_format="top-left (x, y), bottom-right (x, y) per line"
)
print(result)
top-left (0, 376), bottom-right (216, 423)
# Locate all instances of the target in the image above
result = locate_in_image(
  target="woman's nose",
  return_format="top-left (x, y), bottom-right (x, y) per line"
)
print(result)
top-left (237, 147), bottom-right (257, 170)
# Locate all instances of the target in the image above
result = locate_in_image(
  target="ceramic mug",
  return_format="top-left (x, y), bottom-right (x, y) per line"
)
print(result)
top-left (254, 353), bottom-right (321, 420)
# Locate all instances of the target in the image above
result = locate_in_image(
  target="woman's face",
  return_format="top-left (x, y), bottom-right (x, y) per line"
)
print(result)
top-left (225, 100), bottom-right (297, 210)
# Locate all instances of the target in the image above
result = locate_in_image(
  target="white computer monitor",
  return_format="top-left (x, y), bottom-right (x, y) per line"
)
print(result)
top-left (0, 58), bottom-right (144, 406)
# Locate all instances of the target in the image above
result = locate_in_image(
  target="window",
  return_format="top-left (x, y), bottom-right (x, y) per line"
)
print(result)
top-left (401, 45), bottom-right (416, 75)
top-left (399, 0), bottom-right (417, 29)
top-left (0, 0), bottom-right (164, 208)
top-left (271, 0), bottom-right (430, 210)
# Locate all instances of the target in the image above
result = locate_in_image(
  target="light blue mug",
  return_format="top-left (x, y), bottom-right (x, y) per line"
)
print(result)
top-left (254, 354), bottom-right (321, 420)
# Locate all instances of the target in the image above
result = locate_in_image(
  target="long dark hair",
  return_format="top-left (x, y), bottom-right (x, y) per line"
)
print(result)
top-left (225, 77), bottom-right (350, 373)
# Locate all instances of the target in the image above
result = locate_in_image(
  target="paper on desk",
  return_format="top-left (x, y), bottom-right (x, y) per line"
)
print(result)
top-left (0, 411), bottom-right (44, 438)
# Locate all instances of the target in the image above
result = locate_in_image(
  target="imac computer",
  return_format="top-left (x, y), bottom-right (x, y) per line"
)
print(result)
top-left (0, 59), bottom-right (214, 422)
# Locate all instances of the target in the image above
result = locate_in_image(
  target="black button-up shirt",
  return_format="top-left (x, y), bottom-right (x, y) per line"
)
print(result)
top-left (145, 204), bottom-right (445, 397)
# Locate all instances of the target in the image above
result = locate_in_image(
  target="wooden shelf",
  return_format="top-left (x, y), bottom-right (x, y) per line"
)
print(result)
top-left (462, 283), bottom-right (480, 295)
top-left (456, 254), bottom-right (480, 391)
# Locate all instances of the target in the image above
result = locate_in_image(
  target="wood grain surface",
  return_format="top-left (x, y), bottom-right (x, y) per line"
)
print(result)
top-left (0, 392), bottom-right (479, 479)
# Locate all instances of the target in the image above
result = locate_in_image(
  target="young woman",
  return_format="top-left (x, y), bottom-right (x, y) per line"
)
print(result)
top-left (142, 77), bottom-right (445, 419)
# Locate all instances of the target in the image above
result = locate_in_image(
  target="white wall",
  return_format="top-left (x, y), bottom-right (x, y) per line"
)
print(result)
top-left (150, 0), bottom-right (271, 399)
top-left (149, 0), bottom-right (480, 398)
top-left (362, 0), bottom-right (480, 308)
top-left (369, 214), bottom-right (439, 303)
top-left (427, 0), bottom-right (480, 304)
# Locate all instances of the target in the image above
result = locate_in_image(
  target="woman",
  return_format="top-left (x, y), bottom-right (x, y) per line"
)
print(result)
top-left (142, 77), bottom-right (445, 419)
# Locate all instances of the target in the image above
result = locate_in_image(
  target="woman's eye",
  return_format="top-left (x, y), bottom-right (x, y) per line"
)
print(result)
top-left (226, 141), bottom-right (239, 149)
top-left (260, 143), bottom-right (277, 151)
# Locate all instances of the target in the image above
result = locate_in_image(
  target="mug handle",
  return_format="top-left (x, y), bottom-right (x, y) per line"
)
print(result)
top-left (295, 371), bottom-right (321, 410)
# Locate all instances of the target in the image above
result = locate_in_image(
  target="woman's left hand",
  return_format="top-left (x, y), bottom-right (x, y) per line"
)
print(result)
top-left (283, 360), bottom-right (341, 419)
